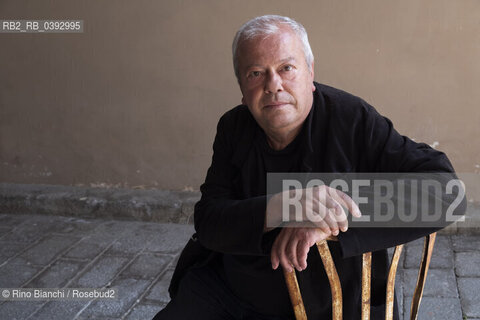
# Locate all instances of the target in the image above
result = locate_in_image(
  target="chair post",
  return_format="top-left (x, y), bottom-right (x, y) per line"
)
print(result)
top-left (283, 236), bottom-right (340, 320)
top-left (385, 244), bottom-right (404, 320)
top-left (283, 268), bottom-right (307, 320)
top-left (361, 252), bottom-right (372, 320)
top-left (316, 239), bottom-right (343, 320)
top-left (410, 233), bottom-right (436, 320)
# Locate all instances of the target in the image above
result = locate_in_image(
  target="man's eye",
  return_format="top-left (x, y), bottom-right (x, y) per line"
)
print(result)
top-left (283, 65), bottom-right (293, 71)
top-left (250, 71), bottom-right (261, 77)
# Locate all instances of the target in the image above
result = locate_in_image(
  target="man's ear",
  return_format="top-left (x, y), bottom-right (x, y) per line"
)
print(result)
top-left (310, 61), bottom-right (315, 92)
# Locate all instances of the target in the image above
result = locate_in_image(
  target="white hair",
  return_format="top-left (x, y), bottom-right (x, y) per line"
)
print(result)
top-left (232, 15), bottom-right (314, 81)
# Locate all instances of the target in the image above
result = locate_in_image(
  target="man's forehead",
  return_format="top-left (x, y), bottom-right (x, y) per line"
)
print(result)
top-left (238, 31), bottom-right (302, 64)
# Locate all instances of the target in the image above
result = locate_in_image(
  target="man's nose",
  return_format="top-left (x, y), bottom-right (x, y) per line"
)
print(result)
top-left (264, 71), bottom-right (283, 94)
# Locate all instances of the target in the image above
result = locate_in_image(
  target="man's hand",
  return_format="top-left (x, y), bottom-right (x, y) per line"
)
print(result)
top-left (271, 227), bottom-right (330, 273)
top-left (265, 185), bottom-right (362, 235)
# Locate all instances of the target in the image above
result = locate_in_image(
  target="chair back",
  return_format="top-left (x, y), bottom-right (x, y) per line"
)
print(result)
top-left (284, 233), bottom-right (437, 320)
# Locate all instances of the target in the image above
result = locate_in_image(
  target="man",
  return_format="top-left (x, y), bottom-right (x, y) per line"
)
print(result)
top-left (154, 15), bottom-right (461, 319)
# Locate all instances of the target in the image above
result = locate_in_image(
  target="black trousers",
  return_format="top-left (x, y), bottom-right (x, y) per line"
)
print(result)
top-left (152, 264), bottom-right (293, 320)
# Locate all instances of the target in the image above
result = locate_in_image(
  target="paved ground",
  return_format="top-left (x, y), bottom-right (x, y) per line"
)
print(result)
top-left (0, 213), bottom-right (478, 320)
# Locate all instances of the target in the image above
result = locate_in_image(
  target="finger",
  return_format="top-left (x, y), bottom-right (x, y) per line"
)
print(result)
top-left (317, 219), bottom-right (332, 235)
top-left (297, 238), bottom-right (310, 270)
top-left (275, 228), bottom-right (294, 273)
top-left (317, 197), bottom-right (341, 235)
top-left (326, 198), bottom-right (348, 232)
top-left (328, 188), bottom-right (362, 218)
top-left (286, 232), bottom-right (301, 271)
top-left (271, 228), bottom-right (289, 270)
top-left (310, 197), bottom-right (333, 234)
top-left (299, 228), bottom-right (329, 270)
top-left (336, 213), bottom-right (349, 233)
top-left (322, 207), bottom-right (340, 235)
top-left (271, 232), bottom-right (280, 270)
top-left (278, 228), bottom-right (295, 273)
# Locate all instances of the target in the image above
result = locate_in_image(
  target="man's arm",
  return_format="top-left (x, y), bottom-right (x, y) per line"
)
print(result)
top-left (268, 99), bottom-right (466, 272)
top-left (338, 100), bottom-right (466, 258)
top-left (193, 112), bottom-right (269, 255)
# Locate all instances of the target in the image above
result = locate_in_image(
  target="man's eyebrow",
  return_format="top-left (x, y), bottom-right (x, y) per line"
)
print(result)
top-left (278, 57), bottom-right (296, 64)
top-left (245, 63), bottom-right (263, 70)
top-left (244, 57), bottom-right (297, 70)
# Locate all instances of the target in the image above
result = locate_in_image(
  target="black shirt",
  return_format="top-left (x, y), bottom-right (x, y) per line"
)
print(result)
top-left (221, 119), bottom-right (306, 316)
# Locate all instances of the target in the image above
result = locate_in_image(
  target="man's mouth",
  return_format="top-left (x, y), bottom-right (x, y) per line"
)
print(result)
top-left (264, 102), bottom-right (290, 108)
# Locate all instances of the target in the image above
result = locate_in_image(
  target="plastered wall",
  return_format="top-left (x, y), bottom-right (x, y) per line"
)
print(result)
top-left (0, 0), bottom-right (479, 198)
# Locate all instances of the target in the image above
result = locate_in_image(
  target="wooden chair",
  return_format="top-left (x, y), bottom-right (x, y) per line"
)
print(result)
top-left (284, 233), bottom-right (436, 320)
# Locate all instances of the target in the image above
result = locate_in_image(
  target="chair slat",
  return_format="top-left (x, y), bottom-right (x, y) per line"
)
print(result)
top-left (410, 233), bottom-right (436, 320)
top-left (283, 268), bottom-right (307, 320)
top-left (316, 240), bottom-right (343, 320)
top-left (386, 244), bottom-right (404, 320)
top-left (361, 252), bottom-right (372, 320)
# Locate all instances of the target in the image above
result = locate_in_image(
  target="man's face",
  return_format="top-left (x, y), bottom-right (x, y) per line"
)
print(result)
top-left (237, 27), bottom-right (315, 135)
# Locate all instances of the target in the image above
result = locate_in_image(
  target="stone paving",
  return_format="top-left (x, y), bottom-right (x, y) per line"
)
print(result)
top-left (0, 213), bottom-right (479, 320)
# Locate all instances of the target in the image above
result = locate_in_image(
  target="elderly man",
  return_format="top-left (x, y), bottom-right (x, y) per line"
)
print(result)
top-left (154, 15), bottom-right (460, 320)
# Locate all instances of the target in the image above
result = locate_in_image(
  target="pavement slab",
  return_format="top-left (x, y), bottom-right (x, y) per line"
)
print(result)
top-left (125, 303), bottom-right (161, 320)
top-left (63, 239), bottom-right (111, 260)
top-left (402, 268), bottom-right (459, 298)
top-left (0, 214), bottom-right (29, 228)
top-left (404, 235), bottom-right (454, 269)
top-left (0, 263), bottom-right (43, 287)
top-left (455, 252), bottom-right (480, 277)
top-left (119, 253), bottom-right (173, 280)
top-left (403, 296), bottom-right (463, 320)
top-left (451, 234), bottom-right (480, 252)
top-left (27, 259), bottom-right (87, 288)
top-left (0, 226), bottom-right (11, 237)
top-left (77, 277), bottom-right (150, 318)
top-left (458, 278), bottom-right (480, 318)
top-left (0, 242), bottom-right (29, 263)
top-left (104, 227), bottom-right (157, 256)
top-left (144, 269), bottom-right (174, 304)
top-left (143, 223), bottom-right (194, 254)
top-left (14, 235), bottom-right (80, 266)
top-left (28, 301), bottom-right (89, 320)
top-left (0, 300), bottom-right (44, 320)
top-left (0, 216), bottom-right (61, 243)
top-left (73, 255), bottom-right (130, 288)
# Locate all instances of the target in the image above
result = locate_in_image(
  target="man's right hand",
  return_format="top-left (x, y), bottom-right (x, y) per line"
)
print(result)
top-left (265, 185), bottom-right (362, 235)
top-left (270, 226), bottom-right (329, 272)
